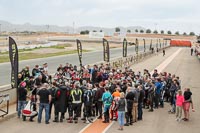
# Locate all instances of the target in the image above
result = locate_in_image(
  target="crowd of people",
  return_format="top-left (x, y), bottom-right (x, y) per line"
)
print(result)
top-left (17, 62), bottom-right (194, 130)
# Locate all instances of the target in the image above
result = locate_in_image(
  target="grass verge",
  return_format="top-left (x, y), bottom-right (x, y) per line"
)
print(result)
top-left (0, 49), bottom-right (90, 63)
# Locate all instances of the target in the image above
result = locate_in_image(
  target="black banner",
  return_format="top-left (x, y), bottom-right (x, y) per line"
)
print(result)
top-left (103, 38), bottom-right (110, 62)
top-left (150, 39), bottom-right (152, 50)
top-left (143, 39), bottom-right (146, 52)
top-left (9, 37), bottom-right (18, 89)
top-left (9, 37), bottom-right (19, 111)
top-left (76, 39), bottom-right (83, 68)
top-left (135, 38), bottom-right (139, 55)
top-left (123, 38), bottom-right (128, 57)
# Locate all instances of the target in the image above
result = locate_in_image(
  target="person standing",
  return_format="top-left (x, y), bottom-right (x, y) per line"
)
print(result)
top-left (53, 82), bottom-right (68, 122)
top-left (176, 90), bottom-right (184, 122)
top-left (68, 82), bottom-right (82, 123)
top-left (117, 92), bottom-right (126, 131)
top-left (163, 49), bottom-right (165, 56)
top-left (49, 82), bottom-right (57, 120)
top-left (125, 86), bottom-right (134, 126)
top-left (183, 88), bottom-right (195, 121)
top-left (102, 86), bottom-right (113, 123)
top-left (18, 82), bottom-right (27, 119)
top-left (37, 83), bottom-right (51, 124)
top-left (132, 84), bottom-right (139, 123)
top-left (95, 83), bottom-right (104, 119)
top-left (154, 78), bottom-right (162, 109)
top-left (138, 85), bottom-right (145, 120)
top-left (83, 84), bottom-right (94, 123)
top-left (191, 48), bottom-right (194, 56)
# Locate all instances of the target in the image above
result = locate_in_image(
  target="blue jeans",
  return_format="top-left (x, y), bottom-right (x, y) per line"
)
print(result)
top-left (118, 111), bottom-right (125, 126)
top-left (138, 103), bottom-right (143, 120)
top-left (38, 103), bottom-right (50, 123)
top-left (18, 101), bottom-right (27, 117)
top-left (104, 105), bottom-right (110, 122)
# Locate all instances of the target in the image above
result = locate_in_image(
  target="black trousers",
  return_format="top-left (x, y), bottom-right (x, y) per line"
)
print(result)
top-left (154, 93), bottom-right (160, 108)
top-left (97, 101), bottom-right (103, 116)
top-left (54, 112), bottom-right (65, 120)
top-left (125, 108), bottom-right (133, 124)
top-left (71, 103), bottom-right (81, 120)
top-left (84, 104), bottom-right (92, 118)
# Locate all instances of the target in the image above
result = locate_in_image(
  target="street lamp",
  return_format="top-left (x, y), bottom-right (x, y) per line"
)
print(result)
top-left (0, 24), bottom-right (1, 34)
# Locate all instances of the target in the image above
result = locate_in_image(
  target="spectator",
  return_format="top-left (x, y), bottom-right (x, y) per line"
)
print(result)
top-left (37, 83), bottom-right (51, 124)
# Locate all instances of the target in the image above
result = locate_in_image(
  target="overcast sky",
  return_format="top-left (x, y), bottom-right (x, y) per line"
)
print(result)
top-left (0, 0), bottom-right (200, 34)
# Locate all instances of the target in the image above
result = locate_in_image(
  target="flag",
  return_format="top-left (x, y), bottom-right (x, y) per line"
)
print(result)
top-left (9, 36), bottom-right (19, 111)
top-left (150, 39), bottom-right (152, 50)
top-left (9, 37), bottom-right (18, 88)
top-left (123, 38), bottom-right (127, 57)
top-left (135, 38), bottom-right (139, 55)
top-left (143, 39), bottom-right (146, 52)
top-left (76, 39), bottom-right (82, 68)
top-left (103, 38), bottom-right (110, 62)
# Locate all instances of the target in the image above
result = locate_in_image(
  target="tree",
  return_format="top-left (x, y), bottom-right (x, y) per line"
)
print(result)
top-left (80, 30), bottom-right (90, 35)
top-left (175, 31), bottom-right (179, 35)
top-left (161, 30), bottom-right (164, 34)
top-left (140, 29), bottom-right (144, 33)
top-left (146, 29), bottom-right (151, 33)
top-left (189, 32), bottom-right (195, 36)
top-left (153, 30), bottom-right (158, 34)
top-left (93, 30), bottom-right (97, 32)
top-left (167, 31), bottom-right (172, 34)
top-left (135, 29), bottom-right (138, 33)
top-left (115, 27), bottom-right (120, 32)
top-left (127, 29), bottom-right (131, 33)
top-left (183, 32), bottom-right (187, 35)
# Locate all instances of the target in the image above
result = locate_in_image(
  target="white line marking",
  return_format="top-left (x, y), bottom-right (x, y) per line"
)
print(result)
top-left (150, 48), bottom-right (182, 74)
top-left (78, 117), bottom-right (98, 133)
top-left (102, 121), bottom-right (115, 133)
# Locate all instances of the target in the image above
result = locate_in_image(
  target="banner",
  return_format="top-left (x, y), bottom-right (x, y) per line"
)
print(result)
top-left (76, 39), bottom-right (83, 68)
top-left (135, 38), bottom-right (139, 55)
top-left (103, 38), bottom-right (110, 62)
top-left (9, 37), bottom-right (18, 89)
top-left (123, 38), bottom-right (128, 57)
top-left (143, 39), bottom-right (146, 52)
top-left (9, 37), bottom-right (19, 111)
top-left (163, 39), bottom-right (165, 48)
top-left (150, 39), bottom-right (152, 50)
top-left (159, 39), bottom-right (161, 48)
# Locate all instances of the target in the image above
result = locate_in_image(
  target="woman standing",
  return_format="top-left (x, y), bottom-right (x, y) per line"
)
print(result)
top-left (183, 88), bottom-right (195, 121)
top-left (117, 92), bottom-right (126, 130)
top-left (175, 90), bottom-right (185, 122)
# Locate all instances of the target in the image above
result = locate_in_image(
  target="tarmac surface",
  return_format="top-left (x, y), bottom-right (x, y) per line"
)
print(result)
top-left (0, 47), bottom-right (200, 133)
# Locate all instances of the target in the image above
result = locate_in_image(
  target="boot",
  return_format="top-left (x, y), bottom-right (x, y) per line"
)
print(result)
top-left (67, 117), bottom-right (73, 123)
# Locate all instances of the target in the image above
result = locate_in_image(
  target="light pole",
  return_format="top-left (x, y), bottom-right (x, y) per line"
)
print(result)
top-left (0, 24), bottom-right (1, 34)
top-left (46, 25), bottom-right (49, 41)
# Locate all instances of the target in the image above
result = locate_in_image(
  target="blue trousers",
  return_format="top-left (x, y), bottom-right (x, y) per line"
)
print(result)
top-left (38, 103), bottom-right (50, 123)
top-left (118, 111), bottom-right (125, 126)
top-left (18, 101), bottom-right (27, 117)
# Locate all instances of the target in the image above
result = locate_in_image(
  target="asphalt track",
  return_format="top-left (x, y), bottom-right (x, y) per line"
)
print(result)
top-left (0, 43), bottom-right (159, 88)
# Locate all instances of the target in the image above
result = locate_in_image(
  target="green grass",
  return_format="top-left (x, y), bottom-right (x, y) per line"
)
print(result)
top-left (0, 49), bottom-right (90, 63)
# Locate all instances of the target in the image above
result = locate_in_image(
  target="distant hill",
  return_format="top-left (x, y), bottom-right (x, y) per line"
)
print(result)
top-left (0, 20), bottom-right (145, 35)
